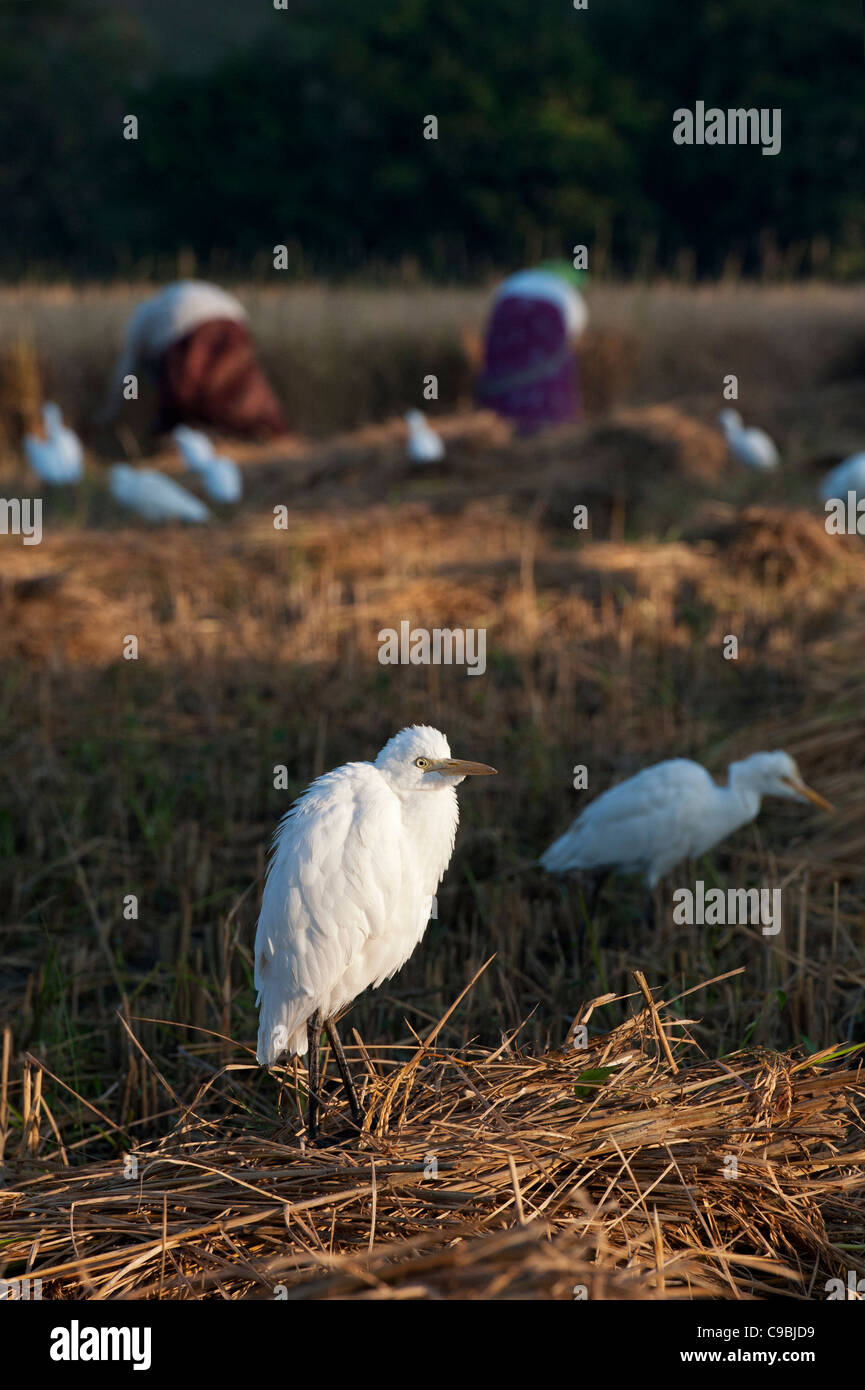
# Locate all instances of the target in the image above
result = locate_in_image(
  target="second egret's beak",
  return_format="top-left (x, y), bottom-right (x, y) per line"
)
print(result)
top-left (782, 776), bottom-right (834, 813)
top-left (427, 758), bottom-right (497, 777)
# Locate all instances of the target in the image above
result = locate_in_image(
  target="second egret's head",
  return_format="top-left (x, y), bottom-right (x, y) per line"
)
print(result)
top-left (404, 410), bottom-right (425, 430)
top-left (733, 751), bottom-right (833, 811)
top-left (375, 724), bottom-right (497, 792)
top-left (718, 409), bottom-right (743, 433)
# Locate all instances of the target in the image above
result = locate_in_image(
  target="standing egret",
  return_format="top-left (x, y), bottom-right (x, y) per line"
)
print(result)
top-left (109, 465), bottom-right (211, 524)
top-left (25, 403), bottom-right (84, 484)
top-left (405, 410), bottom-right (445, 464)
top-left (718, 410), bottom-right (780, 472)
top-left (818, 452), bottom-right (865, 503)
top-left (541, 752), bottom-right (832, 891)
top-left (255, 725), bottom-right (496, 1142)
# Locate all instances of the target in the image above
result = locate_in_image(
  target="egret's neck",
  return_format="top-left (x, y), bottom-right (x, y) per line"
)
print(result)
top-left (398, 785), bottom-right (459, 889)
top-left (722, 767), bottom-right (763, 831)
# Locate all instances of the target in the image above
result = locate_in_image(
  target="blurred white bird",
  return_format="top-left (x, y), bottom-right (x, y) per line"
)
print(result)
top-left (171, 424), bottom-right (241, 502)
top-left (718, 409), bottom-right (780, 472)
top-left (541, 752), bottom-right (832, 890)
top-left (255, 725), bottom-right (496, 1141)
top-left (405, 409), bottom-right (445, 464)
top-left (818, 452), bottom-right (865, 503)
top-left (199, 456), bottom-right (242, 503)
top-left (109, 465), bottom-right (211, 524)
top-left (25, 403), bottom-right (84, 484)
top-left (172, 424), bottom-right (215, 472)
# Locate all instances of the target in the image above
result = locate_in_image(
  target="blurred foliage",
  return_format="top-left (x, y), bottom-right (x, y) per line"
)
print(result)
top-left (0, 0), bottom-right (863, 279)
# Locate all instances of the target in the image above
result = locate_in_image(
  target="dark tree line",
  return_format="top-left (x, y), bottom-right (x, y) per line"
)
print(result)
top-left (1, 0), bottom-right (862, 279)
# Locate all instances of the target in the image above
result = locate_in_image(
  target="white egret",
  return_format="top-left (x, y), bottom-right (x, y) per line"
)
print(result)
top-left (818, 452), bottom-right (865, 504)
top-left (172, 424), bottom-right (216, 472)
top-left (199, 456), bottom-right (242, 503)
top-left (541, 752), bottom-right (832, 890)
top-left (108, 465), bottom-right (211, 524)
top-left (405, 409), bottom-right (445, 464)
top-left (718, 409), bottom-right (780, 472)
top-left (25, 403), bottom-right (84, 484)
top-left (172, 425), bottom-right (241, 502)
top-left (255, 725), bottom-right (496, 1141)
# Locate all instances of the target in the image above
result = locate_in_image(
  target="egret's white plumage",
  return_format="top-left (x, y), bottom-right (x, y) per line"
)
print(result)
top-left (255, 725), bottom-right (495, 1066)
top-left (199, 456), bottom-right (242, 503)
top-left (818, 452), bottom-right (865, 504)
top-left (405, 410), bottom-right (445, 464)
top-left (172, 425), bottom-right (241, 502)
top-left (109, 465), bottom-right (211, 524)
top-left (25, 403), bottom-right (84, 484)
top-left (718, 409), bottom-right (780, 472)
top-left (172, 425), bottom-right (216, 472)
top-left (541, 752), bottom-right (832, 889)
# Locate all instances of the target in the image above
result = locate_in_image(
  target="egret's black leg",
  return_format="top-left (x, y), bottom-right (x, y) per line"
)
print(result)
top-left (575, 872), bottom-right (607, 962)
top-left (586, 870), bottom-right (609, 922)
top-left (325, 1017), bottom-right (364, 1126)
top-left (306, 1009), bottom-right (323, 1143)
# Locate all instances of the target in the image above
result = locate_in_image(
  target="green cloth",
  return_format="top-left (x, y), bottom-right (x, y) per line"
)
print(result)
top-left (537, 259), bottom-right (588, 289)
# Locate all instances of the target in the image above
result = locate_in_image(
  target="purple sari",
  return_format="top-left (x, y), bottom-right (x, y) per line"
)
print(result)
top-left (476, 294), bottom-right (580, 433)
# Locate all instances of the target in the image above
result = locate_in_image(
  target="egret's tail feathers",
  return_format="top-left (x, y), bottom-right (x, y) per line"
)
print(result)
top-left (540, 833), bottom-right (586, 875)
top-left (256, 1016), bottom-right (309, 1065)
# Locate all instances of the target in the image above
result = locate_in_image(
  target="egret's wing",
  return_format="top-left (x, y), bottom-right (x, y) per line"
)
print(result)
top-left (25, 436), bottom-right (53, 482)
top-left (60, 428), bottom-right (84, 473)
top-left (149, 472), bottom-right (210, 522)
top-left (203, 459), bottom-right (242, 502)
top-left (173, 425), bottom-right (214, 470)
top-left (254, 765), bottom-right (403, 1062)
top-left (119, 469), bottom-right (210, 523)
top-left (820, 453), bottom-right (865, 501)
top-left (542, 759), bottom-right (713, 877)
top-left (744, 429), bottom-right (779, 470)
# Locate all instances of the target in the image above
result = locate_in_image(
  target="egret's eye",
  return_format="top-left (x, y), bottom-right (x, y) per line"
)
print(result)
top-left (414, 757), bottom-right (430, 769)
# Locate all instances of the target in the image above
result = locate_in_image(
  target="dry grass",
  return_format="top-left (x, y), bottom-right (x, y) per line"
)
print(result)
top-left (1, 976), bottom-right (863, 1300)
top-left (1, 279), bottom-right (865, 440)
top-left (2, 283), bottom-right (865, 1298)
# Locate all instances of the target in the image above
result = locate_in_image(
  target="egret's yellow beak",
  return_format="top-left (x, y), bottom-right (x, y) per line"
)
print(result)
top-left (782, 777), bottom-right (835, 813)
top-left (426, 758), bottom-right (497, 777)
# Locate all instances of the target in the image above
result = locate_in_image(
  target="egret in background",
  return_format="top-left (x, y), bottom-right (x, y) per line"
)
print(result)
top-left (405, 409), bottom-right (445, 464)
top-left (25, 403), bottom-right (84, 484)
top-left (109, 465), bottom-right (211, 524)
top-left (818, 452), bottom-right (865, 504)
top-left (172, 425), bottom-right (215, 472)
top-left (255, 725), bottom-right (496, 1142)
top-left (718, 409), bottom-right (780, 472)
top-left (199, 456), bottom-right (242, 503)
top-left (541, 752), bottom-right (832, 895)
top-left (172, 424), bottom-right (242, 502)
